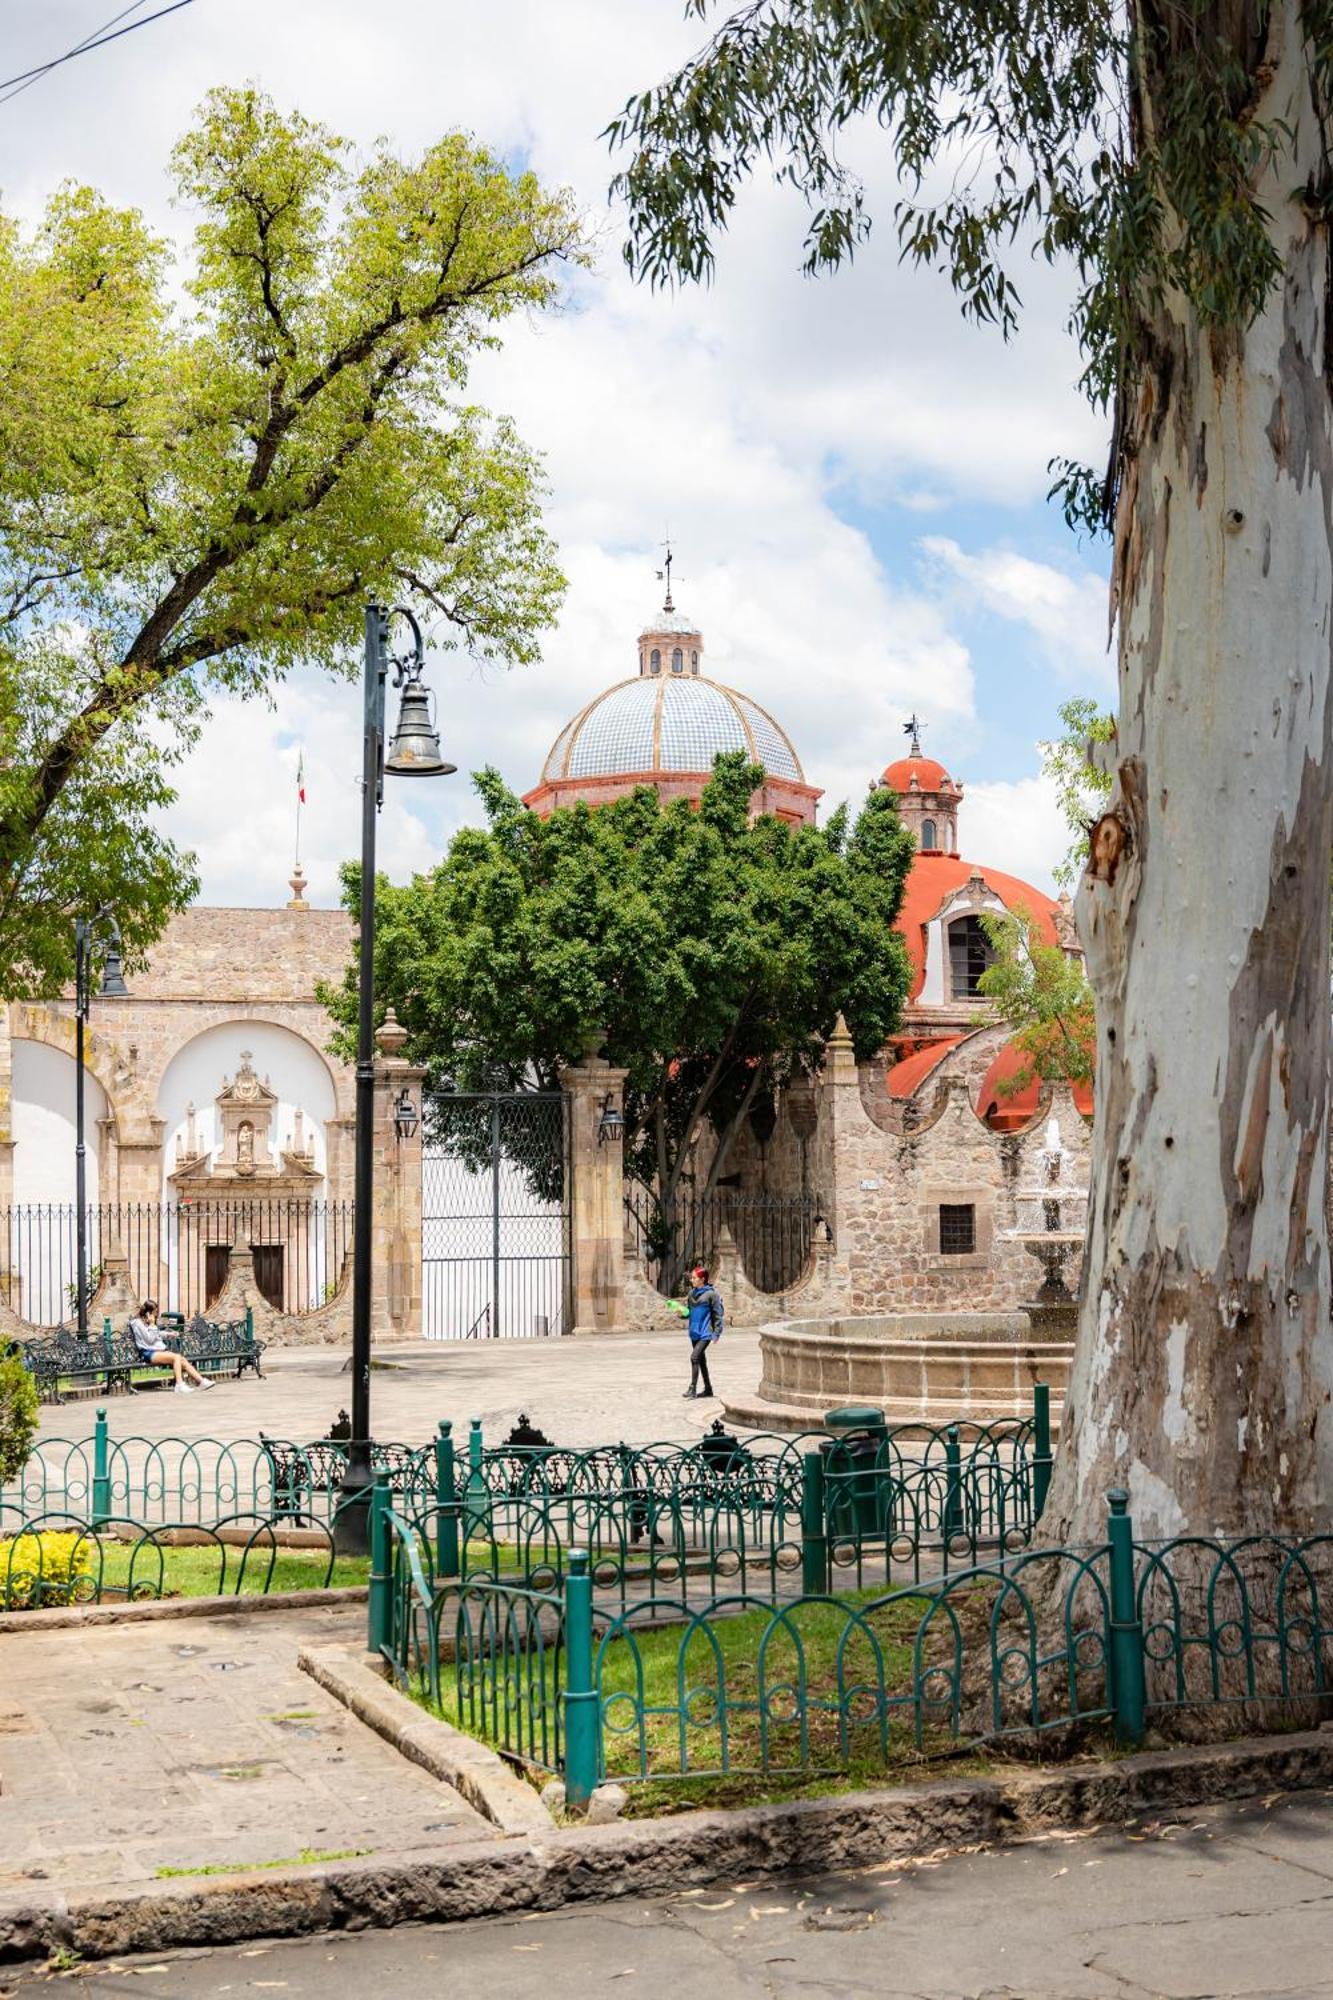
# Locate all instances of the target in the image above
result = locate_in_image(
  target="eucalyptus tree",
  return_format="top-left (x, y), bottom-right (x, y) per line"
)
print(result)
top-left (610, 0), bottom-right (1333, 1537)
top-left (0, 86), bottom-right (583, 996)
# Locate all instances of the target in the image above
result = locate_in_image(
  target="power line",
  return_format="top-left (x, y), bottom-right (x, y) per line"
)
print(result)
top-left (0, 0), bottom-right (196, 105)
top-left (0, 2), bottom-right (151, 107)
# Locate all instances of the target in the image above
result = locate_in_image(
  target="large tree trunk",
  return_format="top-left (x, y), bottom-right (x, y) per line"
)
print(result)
top-left (1043, 1), bottom-right (1333, 1540)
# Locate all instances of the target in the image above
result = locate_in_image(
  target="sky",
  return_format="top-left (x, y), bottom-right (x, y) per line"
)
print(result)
top-left (2, 0), bottom-right (1115, 908)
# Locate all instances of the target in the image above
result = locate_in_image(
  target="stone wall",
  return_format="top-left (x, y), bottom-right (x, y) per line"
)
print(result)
top-left (622, 1021), bottom-right (1092, 1325)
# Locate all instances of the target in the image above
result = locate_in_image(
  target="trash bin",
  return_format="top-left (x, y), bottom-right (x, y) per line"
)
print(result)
top-left (822, 1406), bottom-right (888, 1539)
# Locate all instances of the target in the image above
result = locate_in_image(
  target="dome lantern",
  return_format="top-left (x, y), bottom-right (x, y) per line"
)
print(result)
top-left (881, 716), bottom-right (962, 856)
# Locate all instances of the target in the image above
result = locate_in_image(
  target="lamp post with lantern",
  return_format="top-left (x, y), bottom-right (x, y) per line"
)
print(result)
top-left (336, 603), bottom-right (454, 1553)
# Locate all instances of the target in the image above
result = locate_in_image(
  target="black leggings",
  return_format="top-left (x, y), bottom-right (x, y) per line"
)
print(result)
top-left (690, 1338), bottom-right (714, 1394)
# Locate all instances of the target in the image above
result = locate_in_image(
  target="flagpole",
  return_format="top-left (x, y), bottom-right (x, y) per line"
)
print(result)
top-left (294, 750), bottom-right (305, 869)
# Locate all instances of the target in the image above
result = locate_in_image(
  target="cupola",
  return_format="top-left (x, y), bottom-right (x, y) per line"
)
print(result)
top-left (881, 716), bottom-right (962, 856)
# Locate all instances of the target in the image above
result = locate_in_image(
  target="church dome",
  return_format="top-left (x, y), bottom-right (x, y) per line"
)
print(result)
top-left (882, 753), bottom-right (954, 793)
top-left (524, 567), bottom-right (820, 827)
top-left (541, 674), bottom-right (804, 785)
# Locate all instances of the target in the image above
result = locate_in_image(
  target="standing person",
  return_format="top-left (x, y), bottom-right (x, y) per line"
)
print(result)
top-left (128, 1299), bottom-right (212, 1395)
top-left (682, 1262), bottom-right (723, 1400)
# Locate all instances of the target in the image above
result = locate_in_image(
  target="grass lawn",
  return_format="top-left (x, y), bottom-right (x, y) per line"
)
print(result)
top-left (414, 1585), bottom-right (1003, 1812)
top-left (92, 1541), bottom-right (370, 1599)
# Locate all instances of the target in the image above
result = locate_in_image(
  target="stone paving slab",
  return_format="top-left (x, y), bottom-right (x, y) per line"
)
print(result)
top-left (34, 1332), bottom-right (767, 1455)
top-left (0, 1604), bottom-right (493, 1908)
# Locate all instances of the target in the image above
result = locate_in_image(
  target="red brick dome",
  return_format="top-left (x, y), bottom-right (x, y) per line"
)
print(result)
top-left (882, 754), bottom-right (954, 793)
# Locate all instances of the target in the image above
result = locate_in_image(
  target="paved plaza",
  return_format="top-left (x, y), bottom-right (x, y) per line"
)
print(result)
top-left (33, 1331), bottom-right (769, 1454)
top-left (8, 1787), bottom-right (1333, 1997)
top-left (0, 1604), bottom-right (492, 1919)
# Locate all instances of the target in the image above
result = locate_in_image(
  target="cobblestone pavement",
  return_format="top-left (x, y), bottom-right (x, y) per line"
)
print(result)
top-left (8, 1788), bottom-right (1333, 1997)
top-left (34, 1331), bottom-right (769, 1453)
top-left (0, 1605), bottom-right (492, 1912)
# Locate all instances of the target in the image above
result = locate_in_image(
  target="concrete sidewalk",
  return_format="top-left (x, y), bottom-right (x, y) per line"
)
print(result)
top-left (0, 1604), bottom-right (492, 1912)
top-left (33, 1331), bottom-right (767, 1454)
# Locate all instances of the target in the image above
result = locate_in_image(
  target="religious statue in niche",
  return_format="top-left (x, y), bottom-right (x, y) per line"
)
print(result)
top-left (169, 1051), bottom-right (321, 1193)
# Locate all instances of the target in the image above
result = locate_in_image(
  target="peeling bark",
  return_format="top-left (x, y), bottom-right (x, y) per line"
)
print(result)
top-left (1044, 1), bottom-right (1333, 1539)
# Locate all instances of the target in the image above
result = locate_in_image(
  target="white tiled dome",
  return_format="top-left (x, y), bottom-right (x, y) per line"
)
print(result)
top-left (541, 675), bottom-right (805, 784)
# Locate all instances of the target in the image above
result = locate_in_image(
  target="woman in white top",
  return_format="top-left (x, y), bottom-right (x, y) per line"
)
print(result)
top-left (128, 1299), bottom-right (212, 1394)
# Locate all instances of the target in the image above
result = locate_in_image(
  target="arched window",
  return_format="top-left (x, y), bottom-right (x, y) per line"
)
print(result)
top-left (948, 915), bottom-right (995, 999)
top-left (920, 819), bottom-right (937, 851)
top-left (691, 650), bottom-right (699, 670)
top-left (650, 648), bottom-right (661, 674)
top-left (671, 647), bottom-right (684, 673)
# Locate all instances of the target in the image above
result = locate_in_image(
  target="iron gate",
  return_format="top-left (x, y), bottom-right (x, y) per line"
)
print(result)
top-left (422, 1090), bottom-right (570, 1339)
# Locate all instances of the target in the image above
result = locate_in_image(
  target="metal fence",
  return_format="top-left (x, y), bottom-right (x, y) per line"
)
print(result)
top-left (0, 1200), bottom-right (354, 1327)
top-left (624, 1185), bottom-right (825, 1296)
top-left (422, 1091), bottom-right (570, 1340)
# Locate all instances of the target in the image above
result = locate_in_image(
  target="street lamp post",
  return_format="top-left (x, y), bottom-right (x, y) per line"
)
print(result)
top-left (73, 911), bottom-right (127, 1340)
top-left (336, 603), bottom-right (454, 1554)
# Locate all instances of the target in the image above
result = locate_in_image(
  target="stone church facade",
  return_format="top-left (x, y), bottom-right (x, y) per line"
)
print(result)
top-left (0, 877), bottom-right (425, 1346)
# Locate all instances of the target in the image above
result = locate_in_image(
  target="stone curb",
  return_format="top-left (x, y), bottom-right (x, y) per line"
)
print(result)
top-left (4, 1727), bottom-right (1333, 1965)
top-left (0, 1585), bottom-right (367, 1636)
top-left (298, 1644), bottom-right (553, 1838)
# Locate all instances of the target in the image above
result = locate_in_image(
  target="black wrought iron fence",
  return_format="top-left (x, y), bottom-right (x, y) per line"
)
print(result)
top-left (624, 1185), bottom-right (825, 1296)
top-left (0, 1200), bottom-right (354, 1328)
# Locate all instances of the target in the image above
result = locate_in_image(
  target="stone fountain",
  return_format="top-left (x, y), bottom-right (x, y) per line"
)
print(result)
top-left (1006, 1114), bottom-right (1088, 1339)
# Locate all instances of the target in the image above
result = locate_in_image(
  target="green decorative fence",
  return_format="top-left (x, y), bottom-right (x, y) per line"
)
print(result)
top-left (0, 1512), bottom-right (346, 1608)
top-left (376, 1473), bottom-right (1333, 1805)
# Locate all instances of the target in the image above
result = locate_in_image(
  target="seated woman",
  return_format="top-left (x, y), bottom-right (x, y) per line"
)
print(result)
top-left (128, 1298), bottom-right (213, 1394)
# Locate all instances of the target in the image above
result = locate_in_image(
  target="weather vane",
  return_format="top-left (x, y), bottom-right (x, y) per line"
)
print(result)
top-left (903, 713), bottom-right (926, 756)
top-left (655, 536), bottom-right (680, 613)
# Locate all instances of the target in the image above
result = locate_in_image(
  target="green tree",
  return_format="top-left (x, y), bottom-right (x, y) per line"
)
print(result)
top-left (323, 752), bottom-right (914, 1286)
top-left (978, 907), bottom-right (1095, 1098)
top-left (0, 1353), bottom-right (38, 1486)
top-left (0, 86), bottom-right (585, 997)
top-left (1039, 699), bottom-right (1115, 891)
top-left (609, 0), bottom-right (1333, 1542)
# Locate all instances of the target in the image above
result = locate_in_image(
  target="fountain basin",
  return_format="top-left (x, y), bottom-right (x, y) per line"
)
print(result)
top-left (727, 1310), bottom-right (1073, 1434)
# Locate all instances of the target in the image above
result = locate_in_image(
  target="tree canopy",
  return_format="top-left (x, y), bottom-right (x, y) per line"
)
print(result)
top-left (978, 906), bottom-right (1095, 1097)
top-left (322, 752), bottom-right (914, 1271)
top-left (606, 0), bottom-right (1328, 527)
top-left (0, 86), bottom-right (585, 997)
top-left (1039, 697), bottom-right (1115, 889)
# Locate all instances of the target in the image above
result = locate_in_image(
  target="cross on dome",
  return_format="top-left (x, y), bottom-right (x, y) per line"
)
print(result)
top-left (903, 713), bottom-right (926, 756)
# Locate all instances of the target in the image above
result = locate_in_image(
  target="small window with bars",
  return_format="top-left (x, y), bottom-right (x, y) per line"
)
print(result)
top-left (939, 1203), bottom-right (976, 1255)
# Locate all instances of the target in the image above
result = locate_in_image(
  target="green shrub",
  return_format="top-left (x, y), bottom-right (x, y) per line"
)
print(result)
top-left (0, 1352), bottom-right (38, 1485)
top-left (0, 1528), bottom-right (93, 1609)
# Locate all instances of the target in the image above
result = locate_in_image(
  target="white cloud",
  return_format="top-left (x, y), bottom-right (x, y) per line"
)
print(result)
top-left (3, 0), bottom-right (1104, 905)
top-left (962, 773), bottom-right (1070, 896)
top-left (918, 536), bottom-right (1114, 687)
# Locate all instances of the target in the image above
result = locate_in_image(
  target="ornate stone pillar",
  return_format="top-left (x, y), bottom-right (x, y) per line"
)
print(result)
top-left (370, 1011), bottom-right (425, 1343)
top-left (562, 1056), bottom-right (630, 1335)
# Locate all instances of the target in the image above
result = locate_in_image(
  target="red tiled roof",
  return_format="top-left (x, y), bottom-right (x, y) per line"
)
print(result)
top-left (896, 853), bottom-right (1063, 1002)
top-left (885, 1037), bottom-right (965, 1099)
top-left (976, 1037), bottom-right (1094, 1127)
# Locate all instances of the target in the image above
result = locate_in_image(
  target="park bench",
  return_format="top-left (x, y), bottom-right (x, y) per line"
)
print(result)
top-left (18, 1309), bottom-right (265, 1404)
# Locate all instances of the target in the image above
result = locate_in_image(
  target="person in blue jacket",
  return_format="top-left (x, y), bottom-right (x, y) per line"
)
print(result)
top-left (682, 1262), bottom-right (724, 1399)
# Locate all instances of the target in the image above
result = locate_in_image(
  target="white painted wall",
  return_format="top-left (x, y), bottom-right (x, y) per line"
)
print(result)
top-left (156, 1020), bottom-right (337, 1196)
top-left (11, 1039), bottom-right (107, 1208)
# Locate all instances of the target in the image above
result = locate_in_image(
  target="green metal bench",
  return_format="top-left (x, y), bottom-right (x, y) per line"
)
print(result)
top-left (19, 1309), bottom-right (265, 1403)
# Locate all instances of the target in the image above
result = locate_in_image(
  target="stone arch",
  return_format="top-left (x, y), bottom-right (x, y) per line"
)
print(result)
top-left (9, 1002), bottom-right (148, 1142)
top-left (156, 1017), bottom-right (341, 1192)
